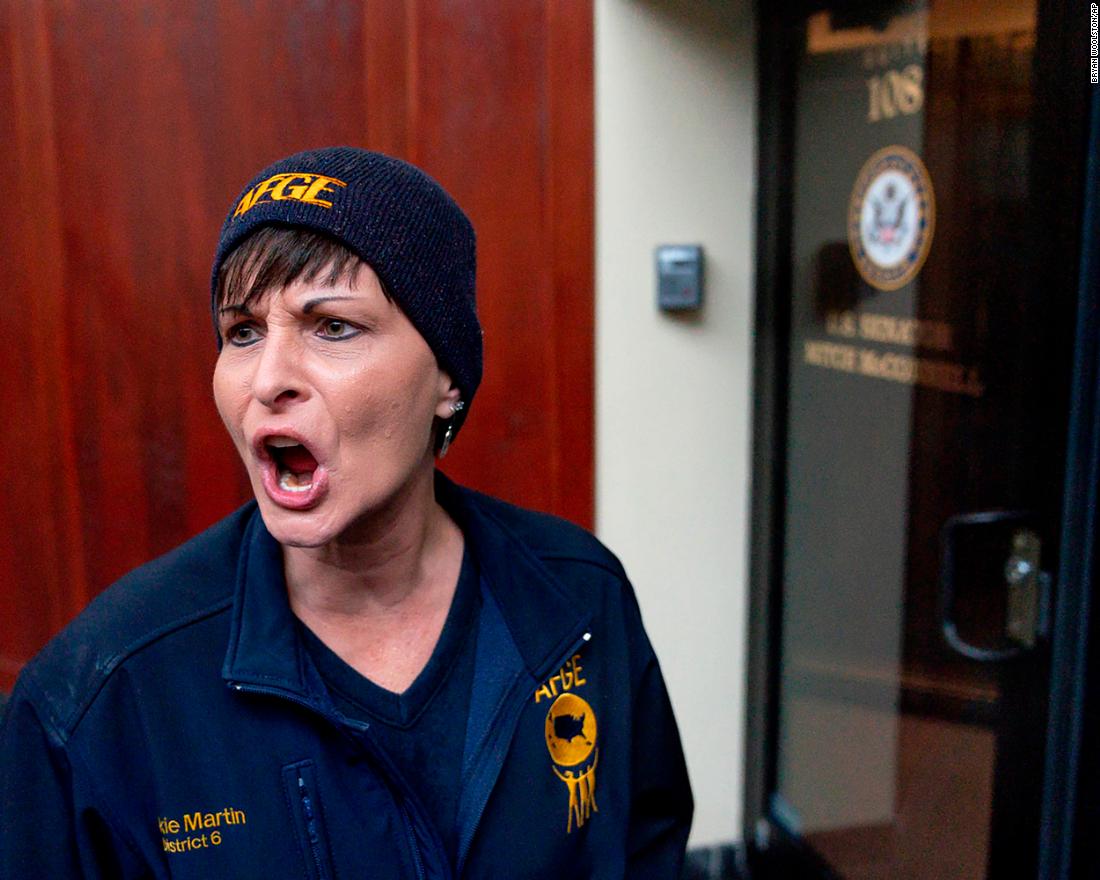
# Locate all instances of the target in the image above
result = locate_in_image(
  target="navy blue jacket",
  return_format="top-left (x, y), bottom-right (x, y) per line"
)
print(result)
top-left (1, 476), bottom-right (692, 878)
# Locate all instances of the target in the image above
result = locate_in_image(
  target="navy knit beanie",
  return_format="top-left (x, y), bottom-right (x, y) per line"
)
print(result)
top-left (211, 146), bottom-right (481, 434)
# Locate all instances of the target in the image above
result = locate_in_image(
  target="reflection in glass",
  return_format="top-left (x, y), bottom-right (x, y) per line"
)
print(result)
top-left (775, 2), bottom-right (1038, 877)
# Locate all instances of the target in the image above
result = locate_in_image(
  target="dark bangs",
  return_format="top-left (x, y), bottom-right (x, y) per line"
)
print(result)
top-left (216, 226), bottom-right (391, 310)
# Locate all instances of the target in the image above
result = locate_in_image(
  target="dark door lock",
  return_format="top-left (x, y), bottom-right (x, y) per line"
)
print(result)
top-left (940, 511), bottom-right (1052, 662)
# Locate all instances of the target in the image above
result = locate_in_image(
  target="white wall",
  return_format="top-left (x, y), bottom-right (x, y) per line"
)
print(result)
top-left (595, 0), bottom-right (757, 848)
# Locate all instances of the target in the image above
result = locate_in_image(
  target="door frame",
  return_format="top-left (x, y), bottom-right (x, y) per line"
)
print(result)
top-left (1040, 81), bottom-right (1100, 880)
top-left (743, 1), bottom-right (1095, 876)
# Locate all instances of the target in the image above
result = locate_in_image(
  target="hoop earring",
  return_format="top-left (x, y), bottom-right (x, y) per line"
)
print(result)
top-left (438, 400), bottom-right (465, 458)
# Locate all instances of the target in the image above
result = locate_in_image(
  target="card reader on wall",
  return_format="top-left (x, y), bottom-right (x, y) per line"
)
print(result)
top-left (656, 244), bottom-right (704, 311)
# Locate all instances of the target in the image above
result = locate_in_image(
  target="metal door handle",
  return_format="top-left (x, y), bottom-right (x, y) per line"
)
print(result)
top-left (940, 511), bottom-right (1051, 662)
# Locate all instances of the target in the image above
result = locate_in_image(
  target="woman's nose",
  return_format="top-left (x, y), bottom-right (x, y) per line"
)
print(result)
top-left (250, 331), bottom-right (308, 409)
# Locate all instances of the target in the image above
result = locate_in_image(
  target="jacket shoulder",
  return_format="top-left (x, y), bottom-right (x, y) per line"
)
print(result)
top-left (14, 504), bottom-right (255, 737)
top-left (459, 486), bottom-right (627, 578)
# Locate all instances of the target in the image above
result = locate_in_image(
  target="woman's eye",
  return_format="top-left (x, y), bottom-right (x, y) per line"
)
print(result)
top-left (226, 323), bottom-right (260, 346)
top-left (317, 318), bottom-right (360, 340)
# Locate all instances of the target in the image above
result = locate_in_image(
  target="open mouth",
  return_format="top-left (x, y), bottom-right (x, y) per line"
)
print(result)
top-left (265, 437), bottom-right (320, 493)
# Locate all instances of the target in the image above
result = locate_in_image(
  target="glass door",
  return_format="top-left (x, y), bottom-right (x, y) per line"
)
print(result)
top-left (751, 1), bottom-right (1087, 877)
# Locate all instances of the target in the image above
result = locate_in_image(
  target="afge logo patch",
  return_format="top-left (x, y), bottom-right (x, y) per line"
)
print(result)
top-left (546, 693), bottom-right (597, 766)
top-left (545, 692), bottom-right (599, 833)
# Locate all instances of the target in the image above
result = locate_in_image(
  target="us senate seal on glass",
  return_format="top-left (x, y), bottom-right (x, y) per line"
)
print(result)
top-left (848, 145), bottom-right (936, 292)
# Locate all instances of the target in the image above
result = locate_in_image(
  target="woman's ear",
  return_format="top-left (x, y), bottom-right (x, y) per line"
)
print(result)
top-left (434, 371), bottom-right (462, 420)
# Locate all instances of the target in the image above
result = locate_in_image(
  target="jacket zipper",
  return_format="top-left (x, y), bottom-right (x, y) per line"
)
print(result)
top-left (228, 680), bottom-right (434, 880)
top-left (400, 804), bottom-right (427, 880)
top-left (296, 770), bottom-right (329, 880)
top-left (455, 629), bottom-right (592, 877)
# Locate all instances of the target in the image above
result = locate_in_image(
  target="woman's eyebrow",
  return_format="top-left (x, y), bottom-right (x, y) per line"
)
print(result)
top-left (302, 295), bottom-right (356, 314)
top-left (219, 304), bottom-right (252, 316)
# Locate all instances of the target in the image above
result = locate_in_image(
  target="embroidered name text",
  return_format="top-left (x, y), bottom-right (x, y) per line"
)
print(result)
top-left (158, 807), bottom-right (247, 854)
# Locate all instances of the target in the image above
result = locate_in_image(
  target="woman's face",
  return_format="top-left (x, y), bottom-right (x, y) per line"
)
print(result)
top-left (212, 262), bottom-right (457, 548)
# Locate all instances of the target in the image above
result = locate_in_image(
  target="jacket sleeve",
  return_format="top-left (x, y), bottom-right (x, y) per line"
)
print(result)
top-left (623, 595), bottom-right (694, 878)
top-left (0, 677), bottom-right (146, 878)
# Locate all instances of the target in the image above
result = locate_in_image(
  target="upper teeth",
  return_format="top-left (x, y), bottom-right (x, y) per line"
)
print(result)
top-left (267, 437), bottom-right (300, 448)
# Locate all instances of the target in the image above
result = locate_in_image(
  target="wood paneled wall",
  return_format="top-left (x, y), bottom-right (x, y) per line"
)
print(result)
top-left (0, 0), bottom-right (593, 690)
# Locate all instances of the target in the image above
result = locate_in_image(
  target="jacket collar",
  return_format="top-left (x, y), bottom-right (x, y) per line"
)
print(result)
top-left (221, 507), bottom-right (312, 694)
top-left (434, 472), bottom-right (591, 679)
top-left (222, 473), bottom-right (590, 694)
